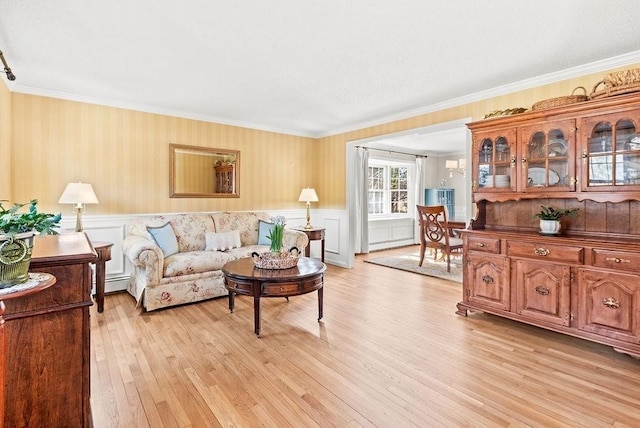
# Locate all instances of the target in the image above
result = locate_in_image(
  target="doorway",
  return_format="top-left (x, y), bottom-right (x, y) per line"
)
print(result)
top-left (345, 118), bottom-right (472, 268)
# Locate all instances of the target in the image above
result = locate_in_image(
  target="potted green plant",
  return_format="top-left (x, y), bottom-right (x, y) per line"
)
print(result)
top-left (266, 216), bottom-right (286, 253)
top-left (0, 199), bottom-right (61, 288)
top-left (533, 205), bottom-right (578, 235)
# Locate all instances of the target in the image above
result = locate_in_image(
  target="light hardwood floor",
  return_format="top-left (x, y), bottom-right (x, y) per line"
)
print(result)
top-left (90, 246), bottom-right (640, 427)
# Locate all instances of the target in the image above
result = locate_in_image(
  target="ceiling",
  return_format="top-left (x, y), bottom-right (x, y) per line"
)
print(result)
top-left (362, 126), bottom-right (469, 156)
top-left (1, 1), bottom-right (640, 148)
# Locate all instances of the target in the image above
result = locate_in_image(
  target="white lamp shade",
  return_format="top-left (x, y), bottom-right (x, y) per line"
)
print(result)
top-left (298, 188), bottom-right (319, 203)
top-left (445, 160), bottom-right (458, 169)
top-left (58, 182), bottom-right (99, 204)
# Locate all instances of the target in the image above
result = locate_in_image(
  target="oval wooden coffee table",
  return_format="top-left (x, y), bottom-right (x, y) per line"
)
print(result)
top-left (222, 257), bottom-right (326, 336)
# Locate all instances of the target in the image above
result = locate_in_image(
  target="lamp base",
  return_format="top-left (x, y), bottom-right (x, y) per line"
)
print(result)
top-left (304, 202), bottom-right (313, 230)
top-left (75, 206), bottom-right (84, 232)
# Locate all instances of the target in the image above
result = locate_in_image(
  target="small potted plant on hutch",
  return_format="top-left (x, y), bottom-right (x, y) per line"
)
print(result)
top-left (533, 205), bottom-right (578, 235)
top-left (0, 199), bottom-right (61, 288)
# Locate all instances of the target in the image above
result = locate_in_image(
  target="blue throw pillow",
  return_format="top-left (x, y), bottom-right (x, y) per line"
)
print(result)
top-left (147, 222), bottom-right (179, 257)
top-left (257, 220), bottom-right (274, 245)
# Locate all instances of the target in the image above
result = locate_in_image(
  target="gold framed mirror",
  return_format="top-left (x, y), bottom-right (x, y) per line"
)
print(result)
top-left (169, 144), bottom-right (240, 198)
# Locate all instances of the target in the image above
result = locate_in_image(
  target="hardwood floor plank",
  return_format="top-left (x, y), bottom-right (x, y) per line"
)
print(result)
top-left (90, 247), bottom-right (640, 427)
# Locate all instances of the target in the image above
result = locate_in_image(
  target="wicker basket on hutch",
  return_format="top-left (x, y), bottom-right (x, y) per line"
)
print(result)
top-left (591, 68), bottom-right (640, 100)
top-left (531, 86), bottom-right (589, 110)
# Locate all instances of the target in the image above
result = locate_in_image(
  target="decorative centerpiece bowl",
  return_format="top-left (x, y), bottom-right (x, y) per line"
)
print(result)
top-left (252, 247), bottom-right (300, 270)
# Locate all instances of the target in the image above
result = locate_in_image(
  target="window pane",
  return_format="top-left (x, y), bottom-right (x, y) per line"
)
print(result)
top-left (390, 167), bottom-right (408, 190)
top-left (391, 190), bottom-right (408, 213)
top-left (368, 164), bottom-right (410, 215)
top-left (368, 167), bottom-right (384, 190)
top-left (368, 191), bottom-right (384, 214)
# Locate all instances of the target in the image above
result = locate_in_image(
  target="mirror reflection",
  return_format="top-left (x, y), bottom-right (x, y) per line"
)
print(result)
top-left (169, 144), bottom-right (240, 198)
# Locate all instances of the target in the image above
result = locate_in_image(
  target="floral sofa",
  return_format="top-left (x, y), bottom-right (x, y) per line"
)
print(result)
top-left (122, 211), bottom-right (308, 311)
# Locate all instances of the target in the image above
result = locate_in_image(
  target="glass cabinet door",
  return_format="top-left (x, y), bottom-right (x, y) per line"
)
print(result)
top-left (519, 120), bottom-right (576, 192)
top-left (473, 128), bottom-right (516, 192)
top-left (581, 112), bottom-right (640, 191)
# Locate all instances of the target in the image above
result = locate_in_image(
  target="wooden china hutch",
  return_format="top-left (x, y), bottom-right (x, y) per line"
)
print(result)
top-left (214, 163), bottom-right (235, 194)
top-left (457, 92), bottom-right (640, 358)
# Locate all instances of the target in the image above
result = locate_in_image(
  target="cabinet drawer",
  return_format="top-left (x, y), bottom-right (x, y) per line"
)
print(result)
top-left (506, 241), bottom-right (583, 264)
top-left (467, 236), bottom-right (500, 253)
top-left (592, 249), bottom-right (640, 272)
top-left (262, 276), bottom-right (323, 296)
top-left (225, 278), bottom-right (253, 295)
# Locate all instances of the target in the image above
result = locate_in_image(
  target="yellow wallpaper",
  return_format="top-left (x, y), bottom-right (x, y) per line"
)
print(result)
top-left (5, 63), bottom-right (640, 215)
top-left (0, 79), bottom-right (11, 200)
top-left (9, 94), bottom-right (315, 214)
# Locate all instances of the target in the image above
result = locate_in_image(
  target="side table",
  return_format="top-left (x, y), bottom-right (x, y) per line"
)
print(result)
top-left (293, 227), bottom-right (325, 262)
top-left (92, 241), bottom-right (113, 313)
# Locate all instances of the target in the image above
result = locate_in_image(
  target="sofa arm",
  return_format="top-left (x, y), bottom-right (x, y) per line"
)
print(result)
top-left (283, 229), bottom-right (309, 253)
top-left (122, 234), bottom-right (164, 287)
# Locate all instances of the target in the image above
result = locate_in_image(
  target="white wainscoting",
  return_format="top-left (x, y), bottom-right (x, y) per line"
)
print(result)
top-left (58, 208), bottom-right (352, 293)
top-left (311, 209), bottom-right (350, 268)
top-left (368, 217), bottom-right (416, 252)
top-left (58, 214), bottom-right (145, 294)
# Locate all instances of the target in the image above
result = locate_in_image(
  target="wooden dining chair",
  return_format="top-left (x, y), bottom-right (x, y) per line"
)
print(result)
top-left (416, 205), bottom-right (464, 272)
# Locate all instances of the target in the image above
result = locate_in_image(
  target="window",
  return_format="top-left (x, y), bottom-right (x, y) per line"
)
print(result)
top-left (368, 161), bottom-right (411, 215)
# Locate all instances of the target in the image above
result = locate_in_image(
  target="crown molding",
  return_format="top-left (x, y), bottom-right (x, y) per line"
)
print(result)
top-left (8, 50), bottom-right (640, 140)
top-left (9, 84), bottom-right (317, 138)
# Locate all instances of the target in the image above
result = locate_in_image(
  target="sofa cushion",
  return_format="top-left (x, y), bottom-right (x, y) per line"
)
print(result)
top-left (205, 230), bottom-right (241, 251)
top-left (212, 212), bottom-right (270, 247)
top-left (257, 220), bottom-right (273, 245)
top-left (147, 222), bottom-right (179, 257)
top-left (163, 250), bottom-right (237, 278)
top-left (170, 213), bottom-right (216, 252)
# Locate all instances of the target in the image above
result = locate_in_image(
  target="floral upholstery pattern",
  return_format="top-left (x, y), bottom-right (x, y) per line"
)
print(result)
top-left (211, 211), bottom-right (269, 247)
top-left (123, 211), bottom-right (309, 311)
top-left (170, 213), bottom-right (215, 252)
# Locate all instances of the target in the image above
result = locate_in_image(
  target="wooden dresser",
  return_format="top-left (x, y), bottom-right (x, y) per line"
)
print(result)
top-left (2, 233), bottom-right (96, 427)
top-left (458, 92), bottom-right (640, 358)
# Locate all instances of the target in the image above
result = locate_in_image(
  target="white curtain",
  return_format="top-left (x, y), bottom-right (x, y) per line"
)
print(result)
top-left (354, 147), bottom-right (369, 254)
top-left (414, 156), bottom-right (427, 244)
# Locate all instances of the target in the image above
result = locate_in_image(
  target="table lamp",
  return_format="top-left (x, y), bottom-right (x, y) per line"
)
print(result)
top-left (58, 182), bottom-right (99, 232)
top-left (298, 188), bottom-right (319, 230)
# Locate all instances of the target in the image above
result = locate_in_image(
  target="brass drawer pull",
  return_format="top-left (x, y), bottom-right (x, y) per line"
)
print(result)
top-left (481, 275), bottom-right (494, 284)
top-left (476, 242), bottom-right (485, 247)
top-left (534, 247), bottom-right (550, 256)
top-left (535, 285), bottom-right (550, 295)
top-left (602, 297), bottom-right (620, 309)
top-left (605, 257), bottom-right (630, 264)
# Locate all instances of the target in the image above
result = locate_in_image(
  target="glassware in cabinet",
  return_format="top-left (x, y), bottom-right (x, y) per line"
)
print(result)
top-left (581, 112), bottom-right (640, 190)
top-left (473, 129), bottom-right (516, 191)
top-left (519, 120), bottom-right (575, 192)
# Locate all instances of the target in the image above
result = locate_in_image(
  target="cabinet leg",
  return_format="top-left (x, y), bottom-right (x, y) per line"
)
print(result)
top-left (455, 302), bottom-right (468, 316)
top-left (95, 261), bottom-right (106, 313)
top-left (318, 286), bottom-right (323, 321)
